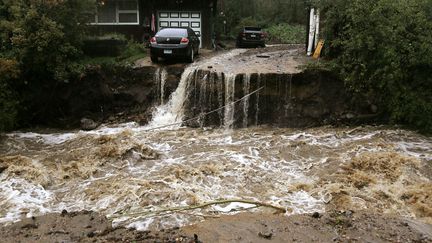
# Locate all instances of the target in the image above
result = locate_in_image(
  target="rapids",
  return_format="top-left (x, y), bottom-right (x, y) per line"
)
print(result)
top-left (1, 49), bottom-right (431, 230)
top-left (1, 125), bottom-right (431, 230)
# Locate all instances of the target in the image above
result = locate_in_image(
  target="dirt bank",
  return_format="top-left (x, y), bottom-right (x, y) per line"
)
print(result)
top-left (25, 45), bottom-right (380, 130)
top-left (1, 210), bottom-right (431, 242)
top-left (26, 64), bottom-right (185, 129)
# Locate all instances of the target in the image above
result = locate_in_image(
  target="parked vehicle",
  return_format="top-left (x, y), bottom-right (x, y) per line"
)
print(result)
top-left (236, 27), bottom-right (266, 48)
top-left (150, 27), bottom-right (200, 63)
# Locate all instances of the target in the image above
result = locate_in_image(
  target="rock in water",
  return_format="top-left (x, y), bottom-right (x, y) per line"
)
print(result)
top-left (80, 118), bottom-right (98, 131)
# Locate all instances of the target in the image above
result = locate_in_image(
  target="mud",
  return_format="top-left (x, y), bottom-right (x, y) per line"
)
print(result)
top-left (1, 210), bottom-right (431, 242)
top-left (182, 211), bottom-right (432, 243)
top-left (26, 64), bottom-right (185, 129)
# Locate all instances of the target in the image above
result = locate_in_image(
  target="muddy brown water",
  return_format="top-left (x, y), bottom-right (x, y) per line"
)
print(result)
top-left (1, 48), bottom-right (431, 233)
top-left (1, 125), bottom-right (431, 231)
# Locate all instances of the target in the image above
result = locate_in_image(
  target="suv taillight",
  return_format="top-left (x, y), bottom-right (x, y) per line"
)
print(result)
top-left (181, 37), bottom-right (189, 44)
top-left (150, 37), bottom-right (156, 44)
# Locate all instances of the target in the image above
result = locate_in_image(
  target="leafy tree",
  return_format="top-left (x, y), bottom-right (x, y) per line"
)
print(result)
top-left (320, 0), bottom-right (432, 133)
top-left (0, 0), bottom-right (94, 130)
top-left (0, 59), bottom-right (20, 131)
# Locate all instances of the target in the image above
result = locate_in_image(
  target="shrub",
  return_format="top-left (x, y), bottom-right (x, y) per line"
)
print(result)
top-left (320, 0), bottom-right (432, 133)
top-left (0, 0), bottom-right (94, 130)
top-left (0, 59), bottom-right (20, 131)
top-left (265, 23), bottom-right (306, 44)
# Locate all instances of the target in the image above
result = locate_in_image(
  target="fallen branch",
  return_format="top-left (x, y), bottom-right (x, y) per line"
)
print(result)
top-left (110, 199), bottom-right (290, 219)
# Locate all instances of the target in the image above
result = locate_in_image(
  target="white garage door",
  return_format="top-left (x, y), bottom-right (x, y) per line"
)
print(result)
top-left (158, 11), bottom-right (202, 47)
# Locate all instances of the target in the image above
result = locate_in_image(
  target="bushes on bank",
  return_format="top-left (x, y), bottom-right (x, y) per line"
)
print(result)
top-left (0, 0), bottom-right (94, 131)
top-left (320, 0), bottom-right (432, 133)
top-left (0, 59), bottom-right (20, 131)
top-left (265, 23), bottom-right (305, 44)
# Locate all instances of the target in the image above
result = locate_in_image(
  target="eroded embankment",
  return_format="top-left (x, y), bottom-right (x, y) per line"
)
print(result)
top-left (28, 64), bottom-right (184, 128)
top-left (28, 46), bottom-right (380, 130)
top-left (181, 69), bottom-right (378, 128)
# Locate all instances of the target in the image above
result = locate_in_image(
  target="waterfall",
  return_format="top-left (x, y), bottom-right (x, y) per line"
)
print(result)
top-left (147, 67), bottom-right (196, 129)
top-left (216, 72), bottom-right (225, 125)
top-left (160, 68), bottom-right (167, 105)
top-left (242, 74), bottom-right (251, 128)
top-left (255, 74), bottom-right (261, 126)
top-left (224, 74), bottom-right (236, 129)
top-left (285, 74), bottom-right (293, 117)
top-left (198, 73), bottom-right (209, 127)
top-left (154, 67), bottom-right (168, 105)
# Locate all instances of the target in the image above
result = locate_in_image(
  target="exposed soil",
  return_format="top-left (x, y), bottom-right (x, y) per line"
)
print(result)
top-left (1, 210), bottom-right (431, 243)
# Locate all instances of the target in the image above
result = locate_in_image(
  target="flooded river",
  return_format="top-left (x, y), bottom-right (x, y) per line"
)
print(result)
top-left (1, 125), bottom-right (431, 230)
top-left (1, 49), bottom-right (431, 230)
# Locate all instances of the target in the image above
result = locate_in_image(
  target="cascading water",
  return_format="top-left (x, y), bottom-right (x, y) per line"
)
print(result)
top-left (224, 74), bottom-right (236, 129)
top-left (197, 73), bottom-right (209, 127)
top-left (242, 74), bottom-right (251, 128)
top-left (216, 72), bottom-right (225, 125)
top-left (154, 67), bottom-right (168, 105)
top-left (255, 74), bottom-right (261, 126)
top-left (285, 74), bottom-right (293, 118)
top-left (147, 67), bottom-right (196, 129)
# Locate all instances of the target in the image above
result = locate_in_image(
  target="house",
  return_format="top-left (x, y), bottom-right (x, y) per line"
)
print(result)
top-left (90, 0), bottom-right (218, 48)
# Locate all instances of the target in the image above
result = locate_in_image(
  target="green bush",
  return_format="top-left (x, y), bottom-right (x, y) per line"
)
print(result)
top-left (0, 0), bottom-right (94, 130)
top-left (265, 24), bottom-right (306, 44)
top-left (320, 0), bottom-right (432, 133)
top-left (118, 40), bottom-right (147, 63)
top-left (0, 59), bottom-right (20, 131)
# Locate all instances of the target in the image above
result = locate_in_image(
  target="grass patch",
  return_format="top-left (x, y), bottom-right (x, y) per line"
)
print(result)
top-left (80, 41), bottom-right (147, 66)
top-left (265, 23), bottom-right (306, 44)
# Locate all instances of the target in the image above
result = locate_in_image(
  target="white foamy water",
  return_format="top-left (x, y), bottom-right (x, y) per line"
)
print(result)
top-left (155, 67), bottom-right (168, 105)
top-left (243, 73), bottom-right (251, 128)
top-left (147, 68), bottom-right (196, 130)
top-left (224, 74), bottom-right (236, 129)
top-left (1, 126), bottom-right (431, 230)
top-left (146, 49), bottom-right (248, 130)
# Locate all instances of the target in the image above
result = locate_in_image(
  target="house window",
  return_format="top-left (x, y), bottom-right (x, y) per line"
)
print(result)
top-left (93, 0), bottom-right (139, 25)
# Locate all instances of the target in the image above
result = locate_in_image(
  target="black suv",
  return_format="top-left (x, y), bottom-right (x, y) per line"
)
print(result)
top-left (236, 27), bottom-right (266, 48)
top-left (150, 27), bottom-right (200, 63)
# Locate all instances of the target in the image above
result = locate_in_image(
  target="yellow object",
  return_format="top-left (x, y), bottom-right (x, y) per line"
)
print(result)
top-left (313, 40), bottom-right (325, 59)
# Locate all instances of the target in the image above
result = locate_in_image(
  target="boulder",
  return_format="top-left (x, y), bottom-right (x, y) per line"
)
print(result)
top-left (80, 118), bottom-right (99, 131)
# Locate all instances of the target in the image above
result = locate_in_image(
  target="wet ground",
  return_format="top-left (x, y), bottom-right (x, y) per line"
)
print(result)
top-left (1, 210), bottom-right (431, 242)
top-left (135, 45), bottom-right (308, 75)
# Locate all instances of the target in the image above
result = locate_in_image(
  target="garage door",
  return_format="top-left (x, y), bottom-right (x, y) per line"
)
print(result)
top-left (158, 11), bottom-right (202, 47)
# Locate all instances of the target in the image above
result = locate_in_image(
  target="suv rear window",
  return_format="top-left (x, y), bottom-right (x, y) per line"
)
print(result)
top-left (157, 28), bottom-right (188, 37)
top-left (245, 27), bottom-right (262, 31)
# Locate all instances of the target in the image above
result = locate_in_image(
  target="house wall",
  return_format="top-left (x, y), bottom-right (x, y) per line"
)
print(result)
top-left (90, 0), bottom-right (217, 48)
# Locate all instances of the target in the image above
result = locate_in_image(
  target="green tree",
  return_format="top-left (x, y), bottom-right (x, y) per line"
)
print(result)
top-left (0, 59), bottom-right (20, 131)
top-left (0, 0), bottom-right (94, 130)
top-left (320, 0), bottom-right (432, 132)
